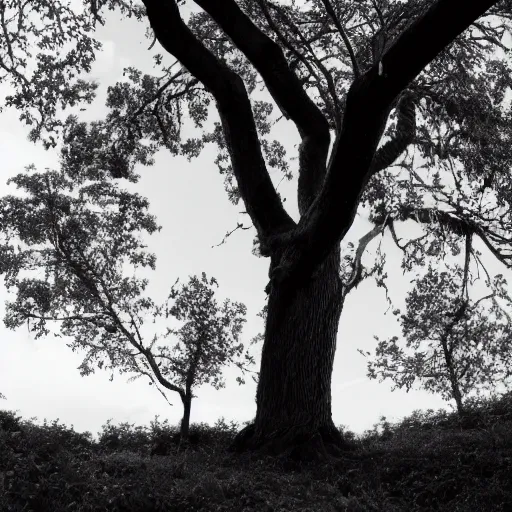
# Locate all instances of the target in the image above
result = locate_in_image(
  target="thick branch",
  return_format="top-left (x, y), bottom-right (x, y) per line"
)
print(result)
top-left (341, 221), bottom-right (386, 299)
top-left (370, 90), bottom-right (416, 173)
top-left (270, 0), bottom-right (498, 289)
top-left (139, 345), bottom-right (185, 399)
top-left (397, 207), bottom-right (473, 236)
top-left (397, 206), bottom-right (512, 269)
top-left (194, 0), bottom-right (329, 141)
top-left (195, 0), bottom-right (331, 214)
top-left (142, 0), bottom-right (295, 241)
top-left (266, 1), bottom-right (340, 130)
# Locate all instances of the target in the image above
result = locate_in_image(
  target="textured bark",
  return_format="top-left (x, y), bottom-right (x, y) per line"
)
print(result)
top-left (231, 248), bottom-right (347, 461)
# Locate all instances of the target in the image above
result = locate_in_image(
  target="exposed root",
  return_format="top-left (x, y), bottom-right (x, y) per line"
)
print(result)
top-left (228, 421), bottom-right (353, 463)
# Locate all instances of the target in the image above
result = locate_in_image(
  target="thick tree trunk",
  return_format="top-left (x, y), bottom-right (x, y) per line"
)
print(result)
top-left (231, 249), bottom-right (348, 461)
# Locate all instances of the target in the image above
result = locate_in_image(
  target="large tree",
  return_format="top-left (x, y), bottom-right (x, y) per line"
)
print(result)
top-left (1, 0), bottom-right (512, 460)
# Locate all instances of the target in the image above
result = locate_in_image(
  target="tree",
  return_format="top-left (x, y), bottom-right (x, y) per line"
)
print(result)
top-left (0, 0), bottom-right (511, 460)
top-left (159, 273), bottom-right (252, 438)
top-left (365, 265), bottom-right (512, 416)
top-left (0, 167), bottom-right (252, 440)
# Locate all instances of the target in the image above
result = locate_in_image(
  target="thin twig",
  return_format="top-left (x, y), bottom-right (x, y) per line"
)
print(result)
top-left (320, 0), bottom-right (360, 78)
top-left (212, 222), bottom-right (251, 248)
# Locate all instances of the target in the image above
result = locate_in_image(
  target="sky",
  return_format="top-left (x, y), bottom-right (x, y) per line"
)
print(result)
top-left (0, 5), bottom-right (508, 440)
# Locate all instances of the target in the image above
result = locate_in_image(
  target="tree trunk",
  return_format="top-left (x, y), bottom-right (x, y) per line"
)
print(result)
top-left (440, 332), bottom-right (465, 417)
top-left (231, 249), bottom-right (348, 461)
top-left (448, 370), bottom-right (465, 417)
top-left (180, 392), bottom-right (192, 440)
top-left (452, 384), bottom-right (464, 417)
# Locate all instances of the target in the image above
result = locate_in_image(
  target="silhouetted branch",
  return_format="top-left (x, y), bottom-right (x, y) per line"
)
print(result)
top-left (142, 0), bottom-right (296, 244)
top-left (320, 0), bottom-right (360, 78)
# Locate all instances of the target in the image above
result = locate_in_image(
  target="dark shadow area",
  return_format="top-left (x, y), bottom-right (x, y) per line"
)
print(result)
top-left (2, 393), bottom-right (512, 511)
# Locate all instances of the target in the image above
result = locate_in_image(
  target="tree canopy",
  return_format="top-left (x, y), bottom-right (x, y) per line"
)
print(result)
top-left (367, 266), bottom-right (512, 413)
top-left (1, 1), bottom-right (511, 290)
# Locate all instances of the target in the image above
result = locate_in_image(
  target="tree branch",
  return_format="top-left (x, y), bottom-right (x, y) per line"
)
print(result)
top-left (264, 0), bottom-right (341, 130)
top-left (272, 0), bottom-right (499, 290)
top-left (194, 0), bottom-right (331, 215)
top-left (141, 0), bottom-right (295, 243)
top-left (320, 0), bottom-right (360, 78)
top-left (396, 206), bottom-right (512, 270)
top-left (211, 221), bottom-right (251, 249)
top-left (341, 220), bottom-right (387, 299)
top-left (462, 233), bottom-right (472, 300)
top-left (370, 90), bottom-right (416, 173)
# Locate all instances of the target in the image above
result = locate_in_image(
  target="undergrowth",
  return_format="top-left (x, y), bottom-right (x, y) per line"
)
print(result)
top-left (2, 392), bottom-right (512, 511)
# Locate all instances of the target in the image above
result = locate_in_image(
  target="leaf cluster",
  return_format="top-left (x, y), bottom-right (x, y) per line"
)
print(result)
top-left (367, 264), bottom-right (512, 407)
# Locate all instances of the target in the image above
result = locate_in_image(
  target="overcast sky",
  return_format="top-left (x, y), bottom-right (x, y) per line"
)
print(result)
top-left (0, 7), bottom-right (508, 440)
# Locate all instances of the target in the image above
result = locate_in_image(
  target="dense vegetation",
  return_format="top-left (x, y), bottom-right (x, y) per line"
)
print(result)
top-left (2, 391), bottom-right (512, 511)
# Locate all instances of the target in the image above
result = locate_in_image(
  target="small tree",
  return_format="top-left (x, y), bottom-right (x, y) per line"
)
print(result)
top-left (150, 272), bottom-right (251, 438)
top-left (0, 166), bottom-right (253, 439)
top-left (365, 264), bottom-right (512, 416)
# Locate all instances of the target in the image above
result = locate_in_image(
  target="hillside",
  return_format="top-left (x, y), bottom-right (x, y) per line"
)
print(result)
top-left (1, 393), bottom-right (512, 511)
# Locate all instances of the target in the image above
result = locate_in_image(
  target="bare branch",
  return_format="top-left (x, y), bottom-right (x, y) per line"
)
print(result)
top-left (471, 247), bottom-right (491, 283)
top-left (212, 222), bottom-right (251, 249)
top-left (388, 219), bottom-right (428, 252)
top-left (128, 365), bottom-right (174, 407)
top-left (320, 0), bottom-right (360, 78)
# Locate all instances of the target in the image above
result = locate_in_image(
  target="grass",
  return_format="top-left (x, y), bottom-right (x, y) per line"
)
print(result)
top-left (1, 392), bottom-right (512, 511)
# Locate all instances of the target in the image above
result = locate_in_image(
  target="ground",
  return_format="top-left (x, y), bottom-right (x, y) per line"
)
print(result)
top-left (1, 394), bottom-right (512, 511)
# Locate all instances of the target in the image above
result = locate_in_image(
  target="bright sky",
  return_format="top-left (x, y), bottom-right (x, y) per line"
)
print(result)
top-left (0, 8), bottom-right (507, 440)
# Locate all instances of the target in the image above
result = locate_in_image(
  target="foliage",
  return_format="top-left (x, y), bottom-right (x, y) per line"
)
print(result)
top-left (97, 418), bottom-right (152, 454)
top-left (156, 272), bottom-right (254, 391)
top-left (366, 264), bottom-right (512, 412)
top-left (5, 0), bottom-right (505, 335)
top-left (0, 165), bottom-right (253, 429)
top-left (0, 0), bottom-right (146, 146)
top-left (0, 409), bottom-right (22, 432)
top-left (3, 397), bottom-right (512, 511)
top-left (0, 164), bottom-right (160, 350)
